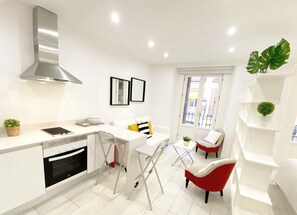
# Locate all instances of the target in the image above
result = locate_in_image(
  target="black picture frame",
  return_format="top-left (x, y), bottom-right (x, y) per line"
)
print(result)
top-left (110, 77), bottom-right (130, 106)
top-left (130, 77), bottom-right (146, 102)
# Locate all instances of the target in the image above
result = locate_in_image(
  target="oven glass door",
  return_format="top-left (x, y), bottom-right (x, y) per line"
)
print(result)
top-left (44, 146), bottom-right (87, 188)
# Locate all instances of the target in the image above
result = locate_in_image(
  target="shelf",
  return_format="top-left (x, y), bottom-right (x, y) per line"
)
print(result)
top-left (242, 151), bottom-right (278, 168)
top-left (240, 100), bottom-right (262, 104)
top-left (238, 184), bottom-right (272, 205)
top-left (240, 100), bottom-right (280, 105)
top-left (238, 115), bottom-right (280, 132)
top-left (247, 73), bottom-right (290, 87)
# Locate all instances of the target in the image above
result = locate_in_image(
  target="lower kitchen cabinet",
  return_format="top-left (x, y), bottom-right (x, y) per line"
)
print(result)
top-left (0, 145), bottom-right (46, 214)
top-left (87, 134), bottom-right (114, 173)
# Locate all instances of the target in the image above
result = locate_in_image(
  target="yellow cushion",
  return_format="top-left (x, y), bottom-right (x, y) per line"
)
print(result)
top-left (128, 121), bottom-right (153, 135)
top-left (148, 121), bottom-right (153, 135)
top-left (128, 124), bottom-right (139, 132)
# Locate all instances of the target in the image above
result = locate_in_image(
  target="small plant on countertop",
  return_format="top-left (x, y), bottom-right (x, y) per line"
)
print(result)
top-left (257, 102), bottom-right (275, 116)
top-left (3, 119), bottom-right (20, 137)
top-left (3, 119), bottom-right (20, 128)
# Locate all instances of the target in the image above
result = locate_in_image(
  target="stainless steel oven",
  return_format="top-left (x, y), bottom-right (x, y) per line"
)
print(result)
top-left (43, 135), bottom-right (87, 188)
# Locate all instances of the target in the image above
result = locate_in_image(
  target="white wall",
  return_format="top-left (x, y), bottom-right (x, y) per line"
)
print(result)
top-left (148, 61), bottom-right (297, 158)
top-left (0, 0), bottom-right (151, 126)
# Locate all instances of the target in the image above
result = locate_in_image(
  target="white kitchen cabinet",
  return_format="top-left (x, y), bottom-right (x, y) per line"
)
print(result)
top-left (87, 134), bottom-right (96, 173)
top-left (231, 72), bottom-right (292, 214)
top-left (87, 134), bottom-right (113, 173)
top-left (0, 145), bottom-right (45, 214)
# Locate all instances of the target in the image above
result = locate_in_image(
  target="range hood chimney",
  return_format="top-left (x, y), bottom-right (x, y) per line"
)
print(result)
top-left (20, 6), bottom-right (82, 84)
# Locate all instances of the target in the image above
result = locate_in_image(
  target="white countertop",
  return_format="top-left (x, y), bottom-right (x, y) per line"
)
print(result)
top-left (0, 124), bottom-right (145, 154)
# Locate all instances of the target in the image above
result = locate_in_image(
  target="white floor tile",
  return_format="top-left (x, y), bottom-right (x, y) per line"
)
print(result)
top-left (71, 195), bottom-right (110, 215)
top-left (19, 208), bottom-right (39, 215)
top-left (120, 200), bottom-right (148, 215)
top-left (34, 195), bottom-right (68, 215)
top-left (62, 179), bottom-right (96, 200)
top-left (210, 202), bottom-right (231, 215)
top-left (71, 189), bottom-right (97, 207)
top-left (189, 204), bottom-right (210, 215)
top-left (44, 200), bottom-right (79, 215)
top-left (96, 195), bottom-right (131, 215)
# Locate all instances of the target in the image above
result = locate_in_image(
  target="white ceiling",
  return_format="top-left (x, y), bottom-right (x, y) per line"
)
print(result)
top-left (17, 0), bottom-right (297, 64)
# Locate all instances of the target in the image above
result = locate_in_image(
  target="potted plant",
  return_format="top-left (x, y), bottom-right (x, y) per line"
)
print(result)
top-left (257, 102), bottom-right (275, 126)
top-left (246, 38), bottom-right (290, 74)
top-left (3, 119), bottom-right (20, 137)
top-left (183, 136), bottom-right (191, 147)
top-left (257, 102), bottom-right (275, 116)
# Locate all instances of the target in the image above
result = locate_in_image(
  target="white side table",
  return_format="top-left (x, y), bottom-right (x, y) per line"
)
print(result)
top-left (172, 140), bottom-right (196, 168)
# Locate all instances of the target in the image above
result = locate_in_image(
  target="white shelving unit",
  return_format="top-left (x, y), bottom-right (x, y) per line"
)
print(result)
top-left (231, 72), bottom-right (292, 214)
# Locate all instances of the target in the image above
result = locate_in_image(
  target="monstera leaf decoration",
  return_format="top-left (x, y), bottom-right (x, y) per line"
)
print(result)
top-left (246, 38), bottom-right (290, 74)
top-left (246, 51), bottom-right (262, 74)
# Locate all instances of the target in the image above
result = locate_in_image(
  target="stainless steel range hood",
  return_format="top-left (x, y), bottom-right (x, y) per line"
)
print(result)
top-left (20, 6), bottom-right (82, 84)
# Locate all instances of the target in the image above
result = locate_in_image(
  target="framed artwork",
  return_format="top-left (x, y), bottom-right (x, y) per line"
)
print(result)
top-left (110, 77), bottom-right (130, 105)
top-left (130, 77), bottom-right (146, 102)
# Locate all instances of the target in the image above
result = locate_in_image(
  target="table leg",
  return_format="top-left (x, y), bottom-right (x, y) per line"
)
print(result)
top-left (172, 146), bottom-right (187, 168)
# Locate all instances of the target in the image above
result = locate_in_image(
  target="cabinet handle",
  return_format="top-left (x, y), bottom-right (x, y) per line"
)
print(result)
top-left (48, 148), bottom-right (84, 162)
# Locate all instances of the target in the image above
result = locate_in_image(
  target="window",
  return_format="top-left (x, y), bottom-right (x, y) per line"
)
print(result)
top-left (181, 76), bottom-right (221, 128)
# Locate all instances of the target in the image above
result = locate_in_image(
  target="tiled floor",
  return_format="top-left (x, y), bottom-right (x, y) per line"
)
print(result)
top-left (20, 146), bottom-right (293, 215)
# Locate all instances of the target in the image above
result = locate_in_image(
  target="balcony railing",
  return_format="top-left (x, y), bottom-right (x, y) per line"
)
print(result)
top-left (183, 112), bottom-right (213, 128)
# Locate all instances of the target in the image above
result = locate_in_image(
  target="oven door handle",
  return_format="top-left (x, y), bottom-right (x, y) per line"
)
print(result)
top-left (48, 148), bottom-right (85, 162)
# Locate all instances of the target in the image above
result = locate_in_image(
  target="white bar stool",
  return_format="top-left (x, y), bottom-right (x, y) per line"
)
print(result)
top-left (134, 139), bottom-right (169, 210)
top-left (96, 131), bottom-right (126, 194)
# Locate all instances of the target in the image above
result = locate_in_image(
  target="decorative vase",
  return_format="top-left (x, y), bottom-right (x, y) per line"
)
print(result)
top-left (5, 126), bottom-right (20, 137)
top-left (258, 114), bottom-right (272, 127)
top-left (184, 141), bottom-right (189, 147)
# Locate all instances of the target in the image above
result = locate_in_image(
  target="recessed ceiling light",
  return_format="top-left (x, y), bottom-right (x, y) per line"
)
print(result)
top-left (228, 47), bottom-right (235, 53)
top-left (111, 12), bottom-right (120, 24)
top-left (148, 40), bottom-right (155, 48)
top-left (163, 52), bottom-right (169, 58)
top-left (227, 26), bottom-right (237, 36)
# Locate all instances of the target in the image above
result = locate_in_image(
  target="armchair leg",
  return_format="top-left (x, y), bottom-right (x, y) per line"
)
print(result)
top-left (216, 152), bottom-right (218, 158)
top-left (205, 153), bottom-right (208, 159)
top-left (196, 146), bottom-right (198, 152)
top-left (220, 190), bottom-right (223, 196)
top-left (185, 178), bottom-right (189, 188)
top-left (205, 191), bottom-right (209, 203)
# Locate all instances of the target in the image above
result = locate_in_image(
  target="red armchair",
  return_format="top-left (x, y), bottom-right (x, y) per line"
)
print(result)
top-left (196, 130), bottom-right (224, 159)
top-left (185, 158), bottom-right (236, 203)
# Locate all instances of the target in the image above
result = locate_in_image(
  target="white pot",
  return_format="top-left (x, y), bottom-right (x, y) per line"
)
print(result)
top-left (258, 114), bottom-right (272, 127)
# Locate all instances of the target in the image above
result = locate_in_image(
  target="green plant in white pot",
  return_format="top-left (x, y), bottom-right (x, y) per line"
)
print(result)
top-left (183, 136), bottom-right (191, 147)
top-left (257, 102), bottom-right (275, 126)
top-left (3, 119), bottom-right (20, 137)
top-left (257, 102), bottom-right (275, 116)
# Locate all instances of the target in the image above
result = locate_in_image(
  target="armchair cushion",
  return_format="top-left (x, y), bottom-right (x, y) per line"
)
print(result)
top-left (187, 158), bottom-right (237, 178)
top-left (137, 122), bottom-right (152, 139)
top-left (128, 123), bottom-right (139, 132)
top-left (203, 130), bottom-right (222, 145)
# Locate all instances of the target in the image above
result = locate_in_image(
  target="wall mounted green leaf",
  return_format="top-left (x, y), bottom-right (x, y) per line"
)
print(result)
top-left (246, 38), bottom-right (290, 74)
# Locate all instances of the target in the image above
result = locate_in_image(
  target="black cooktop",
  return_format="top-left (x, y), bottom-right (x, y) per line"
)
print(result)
top-left (42, 127), bottom-right (71, 135)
